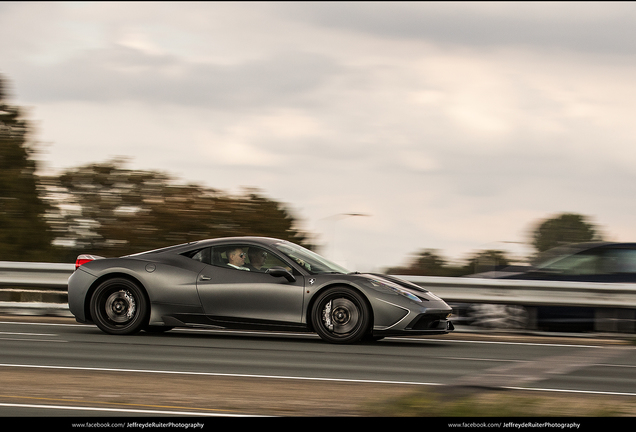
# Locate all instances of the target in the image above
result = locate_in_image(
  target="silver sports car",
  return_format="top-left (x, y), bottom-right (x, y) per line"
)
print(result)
top-left (68, 237), bottom-right (454, 343)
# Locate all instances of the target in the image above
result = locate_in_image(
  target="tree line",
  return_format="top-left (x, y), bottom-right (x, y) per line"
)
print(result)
top-left (386, 213), bottom-right (603, 276)
top-left (1, 74), bottom-right (605, 269)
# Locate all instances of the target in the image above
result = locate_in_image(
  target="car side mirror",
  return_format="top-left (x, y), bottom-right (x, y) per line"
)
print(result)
top-left (266, 266), bottom-right (296, 283)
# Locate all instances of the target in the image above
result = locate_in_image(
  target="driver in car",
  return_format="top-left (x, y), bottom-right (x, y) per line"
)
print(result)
top-left (247, 249), bottom-right (267, 272)
top-left (226, 247), bottom-right (250, 271)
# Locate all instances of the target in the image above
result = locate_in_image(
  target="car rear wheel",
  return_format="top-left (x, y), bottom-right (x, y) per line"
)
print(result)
top-left (311, 286), bottom-right (371, 344)
top-left (90, 278), bottom-right (148, 335)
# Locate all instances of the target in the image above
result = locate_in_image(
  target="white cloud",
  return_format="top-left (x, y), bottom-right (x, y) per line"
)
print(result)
top-left (4, 2), bottom-right (636, 271)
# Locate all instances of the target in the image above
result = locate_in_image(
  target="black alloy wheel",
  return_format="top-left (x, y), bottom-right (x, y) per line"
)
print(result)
top-left (311, 286), bottom-right (371, 344)
top-left (90, 278), bottom-right (148, 335)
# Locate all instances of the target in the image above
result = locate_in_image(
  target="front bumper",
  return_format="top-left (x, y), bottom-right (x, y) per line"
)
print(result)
top-left (407, 311), bottom-right (454, 331)
top-left (373, 313), bottom-right (454, 337)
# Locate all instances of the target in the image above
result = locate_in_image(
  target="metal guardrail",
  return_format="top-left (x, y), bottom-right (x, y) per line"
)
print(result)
top-left (0, 262), bottom-right (72, 316)
top-left (399, 275), bottom-right (636, 309)
top-left (2, 261), bottom-right (636, 308)
top-left (0, 261), bottom-right (74, 289)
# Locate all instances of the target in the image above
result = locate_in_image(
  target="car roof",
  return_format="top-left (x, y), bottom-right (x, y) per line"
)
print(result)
top-left (547, 241), bottom-right (636, 253)
top-left (533, 241), bottom-right (636, 264)
top-left (127, 236), bottom-right (287, 257)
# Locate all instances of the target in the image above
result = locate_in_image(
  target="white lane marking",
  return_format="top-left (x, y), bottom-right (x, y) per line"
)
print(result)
top-left (0, 331), bottom-right (65, 342)
top-left (408, 337), bottom-right (610, 349)
top-left (0, 363), bottom-right (442, 387)
top-left (440, 357), bottom-right (528, 363)
top-left (439, 357), bottom-right (636, 371)
top-left (2, 363), bottom-right (634, 398)
top-left (174, 328), bottom-right (619, 348)
top-left (0, 321), bottom-right (86, 328)
top-left (0, 402), bottom-right (258, 417)
top-left (0, 332), bottom-right (57, 336)
top-left (2, 320), bottom-right (632, 349)
top-left (597, 363), bottom-right (636, 368)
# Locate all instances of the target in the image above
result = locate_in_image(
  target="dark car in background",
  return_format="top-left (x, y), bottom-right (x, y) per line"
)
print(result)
top-left (500, 242), bottom-right (636, 283)
top-left (467, 242), bottom-right (636, 332)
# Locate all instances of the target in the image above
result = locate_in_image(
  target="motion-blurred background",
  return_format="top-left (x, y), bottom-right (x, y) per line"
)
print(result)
top-left (1, 2), bottom-right (635, 275)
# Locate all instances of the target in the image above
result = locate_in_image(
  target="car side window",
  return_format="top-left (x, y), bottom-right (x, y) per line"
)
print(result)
top-left (183, 247), bottom-right (212, 264)
top-left (545, 252), bottom-right (602, 275)
top-left (210, 246), bottom-right (232, 267)
top-left (244, 247), bottom-right (291, 273)
top-left (602, 249), bottom-right (636, 274)
top-left (202, 245), bottom-right (292, 273)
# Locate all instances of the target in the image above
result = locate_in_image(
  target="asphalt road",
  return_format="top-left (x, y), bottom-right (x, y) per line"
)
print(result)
top-left (0, 316), bottom-right (635, 418)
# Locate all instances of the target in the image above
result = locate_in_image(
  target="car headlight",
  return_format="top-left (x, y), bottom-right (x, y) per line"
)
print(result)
top-left (398, 290), bottom-right (423, 303)
top-left (367, 278), bottom-right (423, 302)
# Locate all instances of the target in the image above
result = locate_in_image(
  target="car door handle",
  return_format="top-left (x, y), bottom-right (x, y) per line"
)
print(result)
top-left (200, 275), bottom-right (211, 281)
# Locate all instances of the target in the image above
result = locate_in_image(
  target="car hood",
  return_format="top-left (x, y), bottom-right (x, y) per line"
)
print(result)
top-left (360, 273), bottom-right (429, 292)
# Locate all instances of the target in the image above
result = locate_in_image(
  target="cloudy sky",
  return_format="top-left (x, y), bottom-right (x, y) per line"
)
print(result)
top-left (2, 2), bottom-right (636, 271)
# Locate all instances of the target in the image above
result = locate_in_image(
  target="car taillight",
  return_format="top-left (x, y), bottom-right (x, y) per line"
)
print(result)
top-left (75, 254), bottom-right (98, 269)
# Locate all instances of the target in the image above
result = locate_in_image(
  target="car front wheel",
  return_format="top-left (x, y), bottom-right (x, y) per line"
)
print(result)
top-left (90, 278), bottom-right (148, 335)
top-left (311, 286), bottom-right (371, 344)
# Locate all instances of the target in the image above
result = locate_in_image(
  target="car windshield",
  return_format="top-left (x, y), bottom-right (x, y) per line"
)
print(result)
top-left (274, 242), bottom-right (350, 275)
top-left (533, 244), bottom-right (594, 269)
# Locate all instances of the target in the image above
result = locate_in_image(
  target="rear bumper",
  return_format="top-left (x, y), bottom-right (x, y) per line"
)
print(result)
top-left (67, 268), bottom-right (98, 322)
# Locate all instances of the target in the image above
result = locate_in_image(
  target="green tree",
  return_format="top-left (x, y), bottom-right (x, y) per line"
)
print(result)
top-left (0, 75), bottom-right (53, 261)
top-left (531, 213), bottom-right (601, 253)
top-left (386, 249), bottom-right (461, 276)
top-left (43, 159), bottom-right (310, 260)
top-left (387, 248), bottom-right (513, 277)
